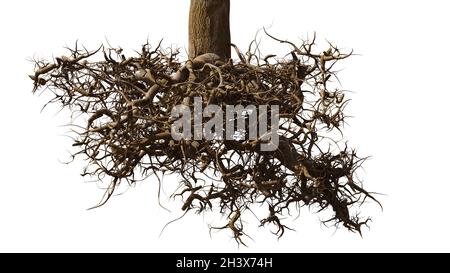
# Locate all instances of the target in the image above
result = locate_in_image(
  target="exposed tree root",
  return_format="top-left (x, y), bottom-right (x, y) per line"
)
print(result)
top-left (31, 33), bottom-right (380, 244)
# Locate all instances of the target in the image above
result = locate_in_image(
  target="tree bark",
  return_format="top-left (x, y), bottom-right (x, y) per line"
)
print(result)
top-left (188, 0), bottom-right (231, 60)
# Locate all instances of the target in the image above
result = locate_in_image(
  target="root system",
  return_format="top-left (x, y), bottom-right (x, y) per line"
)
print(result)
top-left (31, 33), bottom-right (380, 244)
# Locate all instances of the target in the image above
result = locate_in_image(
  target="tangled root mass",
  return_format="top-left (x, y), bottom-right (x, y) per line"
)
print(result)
top-left (31, 33), bottom-right (380, 244)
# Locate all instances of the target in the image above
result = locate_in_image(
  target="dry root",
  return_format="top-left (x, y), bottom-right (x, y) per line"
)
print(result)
top-left (31, 33), bottom-right (380, 244)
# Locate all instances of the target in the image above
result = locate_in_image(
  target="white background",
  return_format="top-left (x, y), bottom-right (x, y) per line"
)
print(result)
top-left (0, 0), bottom-right (449, 252)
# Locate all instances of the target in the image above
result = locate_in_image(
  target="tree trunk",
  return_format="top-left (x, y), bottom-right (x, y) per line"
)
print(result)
top-left (188, 0), bottom-right (231, 60)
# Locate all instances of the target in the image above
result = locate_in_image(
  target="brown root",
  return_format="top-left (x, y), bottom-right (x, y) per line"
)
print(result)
top-left (31, 34), bottom-right (380, 244)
